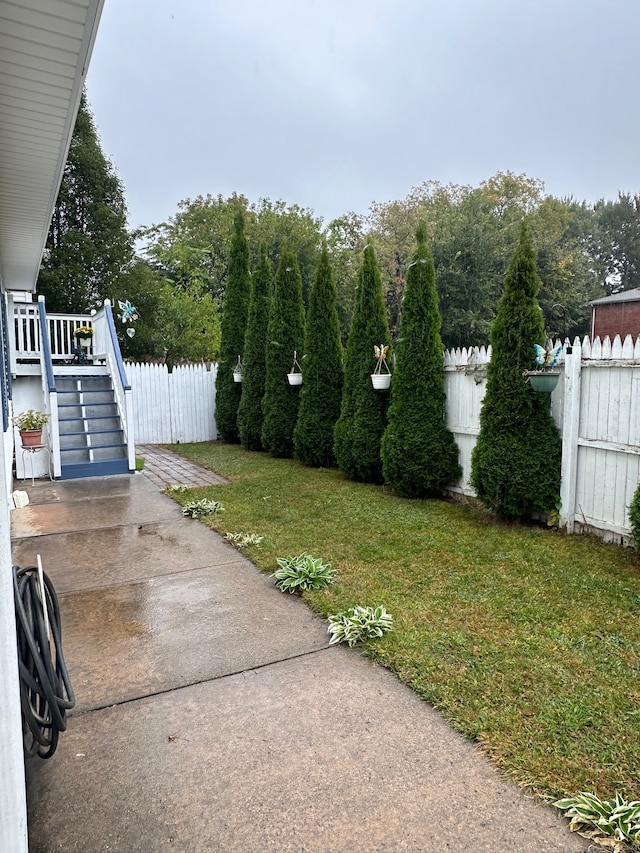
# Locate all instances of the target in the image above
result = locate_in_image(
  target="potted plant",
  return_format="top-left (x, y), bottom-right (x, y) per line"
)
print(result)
top-left (14, 410), bottom-right (49, 447)
top-left (74, 325), bottom-right (94, 347)
top-left (287, 351), bottom-right (303, 386)
top-left (523, 343), bottom-right (562, 394)
top-left (371, 344), bottom-right (391, 390)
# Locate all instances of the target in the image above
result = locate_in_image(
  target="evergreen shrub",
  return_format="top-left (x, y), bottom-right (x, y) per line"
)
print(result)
top-left (629, 482), bottom-right (640, 548)
top-left (334, 245), bottom-right (391, 483)
top-left (261, 249), bottom-right (306, 458)
top-left (470, 222), bottom-right (561, 518)
top-left (237, 242), bottom-right (272, 450)
top-left (381, 223), bottom-right (461, 496)
top-left (215, 210), bottom-right (250, 442)
top-left (294, 245), bottom-right (344, 467)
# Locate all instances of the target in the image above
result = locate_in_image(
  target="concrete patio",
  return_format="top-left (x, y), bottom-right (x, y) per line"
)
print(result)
top-left (10, 461), bottom-right (590, 853)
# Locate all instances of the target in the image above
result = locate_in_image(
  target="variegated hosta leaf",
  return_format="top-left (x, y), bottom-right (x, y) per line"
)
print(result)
top-left (554, 792), bottom-right (640, 849)
top-left (327, 606), bottom-right (393, 647)
top-left (271, 553), bottom-right (336, 593)
top-left (182, 499), bottom-right (224, 518)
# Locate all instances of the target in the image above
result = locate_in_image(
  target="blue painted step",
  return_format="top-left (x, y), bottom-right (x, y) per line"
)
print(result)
top-left (60, 459), bottom-right (130, 480)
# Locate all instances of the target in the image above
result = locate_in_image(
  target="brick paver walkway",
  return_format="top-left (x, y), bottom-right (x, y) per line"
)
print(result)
top-left (136, 444), bottom-right (227, 490)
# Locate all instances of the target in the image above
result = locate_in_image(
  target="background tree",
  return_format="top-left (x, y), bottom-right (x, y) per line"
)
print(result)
top-left (237, 243), bottom-right (273, 451)
top-left (37, 92), bottom-right (132, 312)
top-left (142, 192), bottom-right (248, 300)
top-left (592, 193), bottom-right (640, 294)
top-left (334, 245), bottom-right (391, 483)
top-left (215, 211), bottom-right (251, 441)
top-left (366, 173), bottom-right (596, 348)
top-left (249, 198), bottom-right (322, 307)
top-left (324, 212), bottom-right (367, 344)
top-left (110, 259), bottom-right (165, 361)
top-left (261, 250), bottom-right (306, 458)
top-left (381, 223), bottom-right (461, 497)
top-left (294, 245), bottom-right (344, 467)
top-left (115, 252), bottom-right (222, 368)
top-left (470, 222), bottom-right (561, 518)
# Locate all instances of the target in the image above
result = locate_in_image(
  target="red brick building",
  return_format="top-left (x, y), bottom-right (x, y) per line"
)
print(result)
top-left (590, 288), bottom-right (640, 340)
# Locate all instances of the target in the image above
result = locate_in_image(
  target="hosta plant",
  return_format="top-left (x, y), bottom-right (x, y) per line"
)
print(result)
top-left (327, 605), bottom-right (393, 647)
top-left (553, 791), bottom-right (640, 850)
top-left (182, 499), bottom-right (224, 519)
top-left (224, 532), bottom-right (264, 548)
top-left (166, 484), bottom-right (189, 494)
top-left (271, 553), bottom-right (336, 593)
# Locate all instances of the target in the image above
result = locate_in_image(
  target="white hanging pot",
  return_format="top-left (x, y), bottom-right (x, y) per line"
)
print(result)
top-left (371, 373), bottom-right (391, 390)
top-left (371, 343), bottom-right (391, 390)
top-left (288, 350), bottom-right (302, 386)
top-left (232, 370), bottom-right (242, 383)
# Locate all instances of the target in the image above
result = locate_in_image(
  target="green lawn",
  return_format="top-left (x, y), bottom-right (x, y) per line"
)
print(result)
top-left (168, 441), bottom-right (640, 802)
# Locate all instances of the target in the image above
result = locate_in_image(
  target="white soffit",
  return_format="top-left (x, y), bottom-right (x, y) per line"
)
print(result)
top-left (0, 0), bottom-right (104, 291)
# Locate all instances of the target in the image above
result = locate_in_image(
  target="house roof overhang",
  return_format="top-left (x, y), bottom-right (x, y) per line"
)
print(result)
top-left (590, 288), bottom-right (640, 307)
top-left (0, 0), bottom-right (105, 293)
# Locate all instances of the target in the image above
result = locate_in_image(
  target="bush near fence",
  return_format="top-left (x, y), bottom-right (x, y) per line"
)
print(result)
top-left (129, 337), bottom-right (640, 542)
top-left (445, 335), bottom-right (640, 542)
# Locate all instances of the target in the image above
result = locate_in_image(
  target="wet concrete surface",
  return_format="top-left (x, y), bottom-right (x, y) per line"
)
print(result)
top-left (59, 565), bottom-right (328, 713)
top-left (26, 650), bottom-right (587, 853)
top-left (14, 466), bottom-right (590, 853)
top-left (11, 474), bottom-right (177, 539)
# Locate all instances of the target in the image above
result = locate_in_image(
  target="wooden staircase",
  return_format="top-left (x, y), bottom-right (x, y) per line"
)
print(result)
top-left (55, 372), bottom-right (129, 479)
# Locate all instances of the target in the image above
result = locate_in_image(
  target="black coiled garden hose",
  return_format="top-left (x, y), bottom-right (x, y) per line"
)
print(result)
top-left (13, 564), bottom-right (75, 759)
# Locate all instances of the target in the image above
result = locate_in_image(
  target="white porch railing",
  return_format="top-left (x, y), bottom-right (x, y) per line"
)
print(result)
top-left (9, 294), bottom-right (96, 366)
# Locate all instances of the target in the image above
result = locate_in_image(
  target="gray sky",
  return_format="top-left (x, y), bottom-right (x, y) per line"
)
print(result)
top-left (86, 0), bottom-right (640, 231)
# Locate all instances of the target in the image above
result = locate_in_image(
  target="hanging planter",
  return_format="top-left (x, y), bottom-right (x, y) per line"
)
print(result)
top-left (523, 370), bottom-right (560, 394)
top-left (371, 344), bottom-right (391, 390)
top-left (523, 342), bottom-right (562, 394)
top-left (232, 355), bottom-right (242, 383)
top-left (287, 351), bottom-right (303, 386)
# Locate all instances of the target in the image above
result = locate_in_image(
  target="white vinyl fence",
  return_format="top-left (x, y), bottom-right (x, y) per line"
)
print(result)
top-left (128, 362), bottom-right (218, 444)
top-left (445, 335), bottom-right (640, 543)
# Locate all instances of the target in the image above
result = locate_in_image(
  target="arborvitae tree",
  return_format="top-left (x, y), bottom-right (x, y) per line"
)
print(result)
top-left (37, 92), bottom-right (132, 312)
top-left (470, 222), bottom-right (561, 518)
top-left (215, 210), bottom-right (251, 442)
top-left (334, 244), bottom-right (391, 483)
top-left (237, 243), bottom-right (272, 451)
top-left (261, 250), bottom-right (305, 458)
top-left (294, 245), bottom-right (344, 467)
top-left (381, 223), bottom-right (461, 496)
